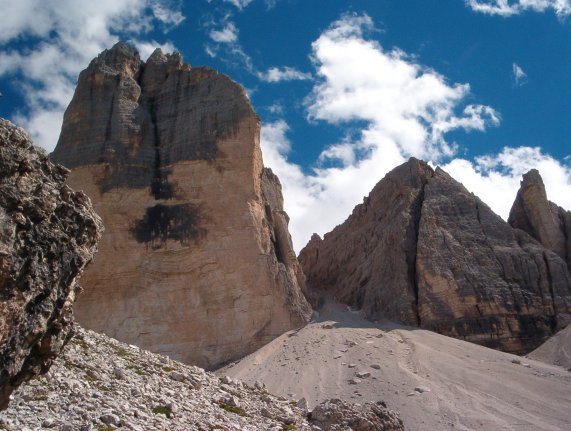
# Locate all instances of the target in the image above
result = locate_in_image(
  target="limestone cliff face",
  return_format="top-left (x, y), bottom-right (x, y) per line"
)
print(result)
top-left (299, 158), bottom-right (571, 354)
top-left (51, 43), bottom-right (311, 368)
top-left (509, 169), bottom-right (571, 271)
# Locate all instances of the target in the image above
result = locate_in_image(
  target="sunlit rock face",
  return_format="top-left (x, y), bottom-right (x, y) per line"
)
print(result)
top-left (52, 42), bottom-right (311, 368)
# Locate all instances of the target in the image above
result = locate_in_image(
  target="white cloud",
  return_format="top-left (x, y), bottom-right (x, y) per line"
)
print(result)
top-left (466, 0), bottom-right (571, 17)
top-left (261, 13), bottom-right (502, 252)
top-left (0, 0), bottom-right (184, 151)
top-left (512, 62), bottom-right (528, 86)
top-left (130, 40), bottom-right (177, 61)
top-left (222, 0), bottom-right (253, 10)
top-left (257, 66), bottom-right (312, 82)
top-left (209, 22), bottom-right (239, 43)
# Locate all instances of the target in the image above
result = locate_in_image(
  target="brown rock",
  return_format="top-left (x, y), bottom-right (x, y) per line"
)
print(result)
top-left (509, 169), bottom-right (571, 270)
top-left (0, 118), bottom-right (102, 410)
top-left (300, 158), bottom-right (571, 353)
top-left (51, 42), bottom-right (311, 368)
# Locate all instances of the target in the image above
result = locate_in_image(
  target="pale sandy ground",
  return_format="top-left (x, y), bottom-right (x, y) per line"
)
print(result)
top-left (527, 325), bottom-right (571, 370)
top-left (219, 302), bottom-right (571, 431)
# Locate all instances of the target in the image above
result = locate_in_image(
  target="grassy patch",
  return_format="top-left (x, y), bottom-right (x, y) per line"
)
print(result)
top-left (161, 366), bottom-right (174, 372)
top-left (127, 365), bottom-right (144, 376)
top-left (113, 346), bottom-right (130, 358)
top-left (282, 425), bottom-right (296, 431)
top-left (97, 427), bottom-right (116, 431)
top-left (219, 403), bottom-right (248, 417)
top-left (152, 405), bottom-right (173, 419)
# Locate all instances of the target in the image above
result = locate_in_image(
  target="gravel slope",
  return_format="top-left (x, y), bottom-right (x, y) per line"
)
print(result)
top-left (221, 302), bottom-right (571, 431)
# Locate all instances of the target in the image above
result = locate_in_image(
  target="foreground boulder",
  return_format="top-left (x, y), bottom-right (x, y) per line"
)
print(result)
top-left (51, 42), bottom-right (311, 368)
top-left (299, 158), bottom-right (571, 353)
top-left (509, 169), bottom-right (571, 271)
top-left (0, 326), bottom-right (403, 430)
top-left (0, 119), bottom-right (102, 410)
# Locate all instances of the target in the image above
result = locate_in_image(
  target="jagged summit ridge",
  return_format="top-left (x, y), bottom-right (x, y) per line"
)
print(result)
top-left (51, 42), bottom-right (311, 368)
top-left (299, 158), bottom-right (571, 353)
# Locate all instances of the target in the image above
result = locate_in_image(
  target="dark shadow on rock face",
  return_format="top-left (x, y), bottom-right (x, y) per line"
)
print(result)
top-left (131, 203), bottom-right (206, 248)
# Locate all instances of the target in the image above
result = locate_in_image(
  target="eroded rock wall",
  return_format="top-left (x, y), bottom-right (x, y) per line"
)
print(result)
top-left (509, 169), bottom-right (571, 271)
top-left (300, 158), bottom-right (571, 353)
top-left (0, 119), bottom-right (102, 410)
top-left (51, 43), bottom-right (311, 368)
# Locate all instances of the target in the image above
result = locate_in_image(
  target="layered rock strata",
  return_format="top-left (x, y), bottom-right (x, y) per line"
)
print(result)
top-left (509, 169), bottom-right (571, 271)
top-left (299, 158), bottom-right (571, 353)
top-left (0, 119), bottom-right (102, 410)
top-left (51, 42), bottom-right (311, 368)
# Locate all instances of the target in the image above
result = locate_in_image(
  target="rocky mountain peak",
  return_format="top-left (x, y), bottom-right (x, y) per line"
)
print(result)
top-left (51, 43), bottom-right (310, 368)
top-left (300, 160), bottom-right (571, 353)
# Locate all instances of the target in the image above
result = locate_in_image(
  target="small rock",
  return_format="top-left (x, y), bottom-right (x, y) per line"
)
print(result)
top-left (322, 323), bottom-right (335, 329)
top-left (297, 397), bottom-right (308, 411)
top-left (349, 378), bottom-right (362, 385)
top-left (168, 371), bottom-right (185, 382)
top-left (348, 364), bottom-right (357, 368)
top-left (355, 371), bottom-right (370, 379)
top-left (113, 367), bottom-right (125, 380)
top-left (414, 386), bottom-right (430, 394)
top-left (42, 418), bottom-right (56, 428)
top-left (100, 413), bottom-right (120, 426)
top-left (511, 359), bottom-right (521, 364)
top-left (370, 364), bottom-right (381, 369)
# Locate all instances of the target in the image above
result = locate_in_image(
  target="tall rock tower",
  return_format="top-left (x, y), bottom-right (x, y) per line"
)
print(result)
top-left (51, 43), bottom-right (311, 368)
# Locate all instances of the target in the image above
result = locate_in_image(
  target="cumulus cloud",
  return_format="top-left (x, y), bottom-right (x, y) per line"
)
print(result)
top-left (261, 13), bottom-right (503, 251)
top-left (512, 62), bottom-right (528, 86)
top-left (257, 66), bottom-right (312, 82)
top-left (0, 0), bottom-right (184, 151)
top-left (466, 0), bottom-right (571, 17)
top-left (209, 22), bottom-right (239, 43)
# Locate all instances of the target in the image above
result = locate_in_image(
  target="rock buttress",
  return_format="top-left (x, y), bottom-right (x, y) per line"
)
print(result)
top-left (0, 119), bottom-right (102, 409)
top-left (51, 42), bottom-right (311, 368)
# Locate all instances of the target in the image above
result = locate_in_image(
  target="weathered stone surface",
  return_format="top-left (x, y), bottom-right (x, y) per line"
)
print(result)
top-left (509, 169), bottom-right (571, 270)
top-left (309, 398), bottom-right (404, 431)
top-left (0, 119), bottom-right (102, 410)
top-left (300, 158), bottom-right (571, 353)
top-left (51, 42), bottom-right (311, 368)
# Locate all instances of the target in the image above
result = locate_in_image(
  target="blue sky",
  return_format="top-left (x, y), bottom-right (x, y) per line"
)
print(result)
top-left (0, 0), bottom-right (570, 251)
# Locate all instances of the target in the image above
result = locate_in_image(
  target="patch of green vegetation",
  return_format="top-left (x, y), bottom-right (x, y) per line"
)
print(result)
top-left (97, 426), bottom-right (115, 431)
top-left (32, 394), bottom-right (48, 402)
top-left (152, 405), bottom-right (173, 419)
top-left (259, 388), bottom-right (269, 395)
top-left (219, 403), bottom-right (248, 417)
top-left (113, 346), bottom-right (130, 357)
top-left (77, 339), bottom-right (90, 350)
top-left (127, 365), bottom-right (144, 376)
top-left (161, 366), bottom-right (174, 372)
top-left (282, 425), bottom-right (296, 431)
